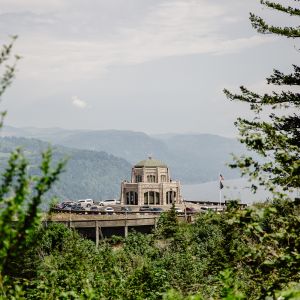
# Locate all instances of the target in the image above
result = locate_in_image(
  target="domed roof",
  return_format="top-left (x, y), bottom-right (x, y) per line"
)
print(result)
top-left (135, 157), bottom-right (167, 168)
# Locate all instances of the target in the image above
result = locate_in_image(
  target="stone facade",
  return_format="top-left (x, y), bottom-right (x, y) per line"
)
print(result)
top-left (120, 157), bottom-right (182, 206)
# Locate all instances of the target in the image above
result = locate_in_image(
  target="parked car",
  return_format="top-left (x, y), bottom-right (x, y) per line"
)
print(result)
top-left (62, 203), bottom-right (75, 210)
top-left (55, 203), bottom-right (65, 209)
top-left (174, 207), bottom-right (184, 213)
top-left (103, 207), bottom-right (114, 215)
top-left (90, 205), bottom-right (101, 214)
top-left (77, 199), bottom-right (93, 208)
top-left (72, 205), bottom-right (84, 212)
top-left (185, 207), bottom-right (197, 213)
top-left (151, 207), bottom-right (164, 213)
top-left (121, 206), bottom-right (132, 212)
top-left (139, 205), bottom-right (152, 212)
top-left (200, 206), bottom-right (213, 212)
top-left (61, 201), bottom-right (75, 209)
top-left (99, 199), bottom-right (118, 206)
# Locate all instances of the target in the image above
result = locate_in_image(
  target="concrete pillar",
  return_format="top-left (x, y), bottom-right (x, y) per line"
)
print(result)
top-left (99, 226), bottom-right (104, 239)
top-left (138, 184), bottom-right (143, 206)
top-left (95, 221), bottom-right (99, 248)
top-left (120, 183), bottom-right (124, 205)
top-left (124, 218), bottom-right (128, 237)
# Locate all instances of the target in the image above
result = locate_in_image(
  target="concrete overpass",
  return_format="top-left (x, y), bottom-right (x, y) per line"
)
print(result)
top-left (45, 213), bottom-right (194, 246)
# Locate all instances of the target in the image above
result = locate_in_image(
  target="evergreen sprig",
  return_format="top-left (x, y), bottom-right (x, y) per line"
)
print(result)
top-left (0, 37), bottom-right (65, 293)
top-left (250, 1), bottom-right (300, 38)
top-left (224, 1), bottom-right (300, 193)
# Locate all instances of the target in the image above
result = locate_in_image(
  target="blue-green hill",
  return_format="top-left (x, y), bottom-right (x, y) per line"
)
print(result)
top-left (0, 136), bottom-right (131, 205)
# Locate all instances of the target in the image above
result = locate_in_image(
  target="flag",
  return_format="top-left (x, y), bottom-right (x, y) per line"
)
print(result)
top-left (219, 174), bottom-right (224, 190)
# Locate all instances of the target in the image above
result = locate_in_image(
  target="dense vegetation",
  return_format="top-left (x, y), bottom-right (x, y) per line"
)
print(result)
top-left (2, 125), bottom-right (243, 183)
top-left (2, 201), bottom-right (300, 299)
top-left (1, 0), bottom-right (299, 299)
top-left (0, 136), bottom-right (131, 205)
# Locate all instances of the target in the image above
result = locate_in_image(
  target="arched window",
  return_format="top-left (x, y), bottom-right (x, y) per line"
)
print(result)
top-left (126, 191), bottom-right (138, 205)
top-left (144, 191), bottom-right (160, 205)
top-left (166, 191), bottom-right (176, 204)
top-left (161, 175), bottom-right (167, 182)
top-left (147, 175), bottom-right (156, 183)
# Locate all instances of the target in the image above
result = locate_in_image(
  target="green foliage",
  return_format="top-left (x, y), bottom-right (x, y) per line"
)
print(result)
top-left (156, 203), bottom-right (179, 239)
top-left (0, 148), bottom-right (65, 277)
top-left (0, 136), bottom-right (131, 204)
top-left (2, 194), bottom-right (300, 299)
top-left (275, 283), bottom-right (300, 300)
top-left (224, 2), bottom-right (300, 193)
top-left (0, 36), bottom-right (20, 128)
top-left (249, 1), bottom-right (300, 38)
top-left (163, 289), bottom-right (203, 300)
top-left (2, 3), bottom-right (300, 299)
top-left (219, 270), bottom-right (245, 300)
top-left (0, 38), bottom-right (65, 298)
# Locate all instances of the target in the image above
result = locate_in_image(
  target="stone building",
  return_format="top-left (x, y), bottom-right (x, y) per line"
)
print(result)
top-left (120, 157), bottom-right (182, 206)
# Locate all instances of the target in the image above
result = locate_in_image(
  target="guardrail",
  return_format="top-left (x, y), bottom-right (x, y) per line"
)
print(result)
top-left (50, 208), bottom-right (200, 215)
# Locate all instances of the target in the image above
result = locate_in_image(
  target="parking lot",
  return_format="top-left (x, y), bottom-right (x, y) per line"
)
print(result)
top-left (52, 199), bottom-right (226, 215)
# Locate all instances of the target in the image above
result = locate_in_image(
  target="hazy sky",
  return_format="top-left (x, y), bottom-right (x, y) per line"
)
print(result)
top-left (0, 0), bottom-right (299, 136)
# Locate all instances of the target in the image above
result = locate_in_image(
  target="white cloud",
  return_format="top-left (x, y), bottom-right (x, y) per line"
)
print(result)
top-left (0, 0), bottom-right (66, 14)
top-left (71, 96), bottom-right (87, 109)
top-left (8, 0), bottom-right (275, 83)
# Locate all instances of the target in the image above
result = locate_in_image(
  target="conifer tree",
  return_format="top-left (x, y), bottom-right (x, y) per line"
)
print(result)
top-left (224, 1), bottom-right (300, 192)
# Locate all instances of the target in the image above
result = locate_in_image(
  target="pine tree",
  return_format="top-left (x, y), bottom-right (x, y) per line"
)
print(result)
top-left (250, 1), bottom-right (300, 38)
top-left (224, 1), bottom-right (300, 192)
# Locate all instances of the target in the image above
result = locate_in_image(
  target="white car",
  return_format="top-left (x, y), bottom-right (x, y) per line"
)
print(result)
top-left (175, 207), bottom-right (184, 213)
top-left (77, 199), bottom-right (94, 208)
top-left (99, 199), bottom-right (118, 206)
top-left (103, 207), bottom-right (114, 214)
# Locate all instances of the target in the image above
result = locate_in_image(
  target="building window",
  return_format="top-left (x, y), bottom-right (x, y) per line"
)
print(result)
top-left (147, 175), bottom-right (156, 183)
top-left (144, 191), bottom-right (160, 205)
top-left (135, 175), bottom-right (142, 183)
top-left (126, 191), bottom-right (138, 205)
top-left (161, 175), bottom-right (167, 182)
top-left (166, 191), bottom-right (176, 204)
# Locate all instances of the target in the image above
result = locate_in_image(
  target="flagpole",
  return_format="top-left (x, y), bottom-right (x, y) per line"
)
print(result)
top-left (219, 172), bottom-right (221, 206)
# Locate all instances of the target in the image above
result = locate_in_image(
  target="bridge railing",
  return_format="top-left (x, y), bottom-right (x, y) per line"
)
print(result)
top-left (50, 207), bottom-right (201, 216)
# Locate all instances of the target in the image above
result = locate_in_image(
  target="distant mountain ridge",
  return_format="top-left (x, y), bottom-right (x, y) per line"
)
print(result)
top-left (0, 136), bottom-right (131, 206)
top-left (1, 126), bottom-right (246, 183)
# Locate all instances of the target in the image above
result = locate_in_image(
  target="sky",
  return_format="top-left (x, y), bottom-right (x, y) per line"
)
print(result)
top-left (0, 0), bottom-right (299, 137)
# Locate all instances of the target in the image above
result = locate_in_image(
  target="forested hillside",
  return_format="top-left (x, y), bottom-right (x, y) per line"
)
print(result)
top-left (0, 137), bottom-right (131, 204)
top-left (2, 126), bottom-right (244, 183)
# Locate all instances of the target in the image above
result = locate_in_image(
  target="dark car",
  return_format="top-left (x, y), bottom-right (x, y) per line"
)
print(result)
top-left (139, 205), bottom-right (152, 212)
top-left (121, 206), bottom-right (132, 212)
top-left (62, 204), bottom-right (73, 210)
top-left (61, 201), bottom-right (75, 209)
top-left (73, 205), bottom-right (84, 212)
top-left (151, 207), bottom-right (164, 213)
top-left (90, 206), bottom-right (101, 214)
top-left (185, 207), bottom-right (197, 213)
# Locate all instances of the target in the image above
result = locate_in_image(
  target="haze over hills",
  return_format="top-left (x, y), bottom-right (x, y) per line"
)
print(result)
top-left (0, 136), bottom-right (131, 206)
top-left (2, 126), bottom-right (246, 183)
